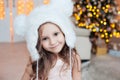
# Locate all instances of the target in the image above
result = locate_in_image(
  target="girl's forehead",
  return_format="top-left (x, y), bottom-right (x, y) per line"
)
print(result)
top-left (38, 23), bottom-right (61, 35)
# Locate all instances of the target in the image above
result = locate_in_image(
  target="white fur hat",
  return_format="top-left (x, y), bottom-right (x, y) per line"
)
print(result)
top-left (14, 0), bottom-right (76, 61)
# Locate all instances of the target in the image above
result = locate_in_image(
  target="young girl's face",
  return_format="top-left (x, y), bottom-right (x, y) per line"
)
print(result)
top-left (39, 23), bottom-right (65, 54)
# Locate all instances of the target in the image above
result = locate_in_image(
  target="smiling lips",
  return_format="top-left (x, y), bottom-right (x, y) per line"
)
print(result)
top-left (50, 44), bottom-right (59, 49)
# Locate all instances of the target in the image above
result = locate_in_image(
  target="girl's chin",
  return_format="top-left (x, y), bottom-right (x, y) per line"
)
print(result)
top-left (50, 51), bottom-right (60, 54)
top-left (49, 47), bottom-right (62, 54)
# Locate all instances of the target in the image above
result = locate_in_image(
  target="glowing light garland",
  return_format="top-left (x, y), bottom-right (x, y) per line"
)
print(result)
top-left (73, 0), bottom-right (120, 43)
top-left (17, 0), bottom-right (34, 15)
top-left (9, 0), bottom-right (14, 42)
top-left (0, 0), bottom-right (5, 20)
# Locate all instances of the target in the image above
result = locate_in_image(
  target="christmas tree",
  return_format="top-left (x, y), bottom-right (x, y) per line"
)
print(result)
top-left (73, 0), bottom-right (120, 43)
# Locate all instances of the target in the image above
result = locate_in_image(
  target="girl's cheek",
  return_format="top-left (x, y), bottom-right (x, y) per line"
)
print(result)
top-left (42, 41), bottom-right (49, 46)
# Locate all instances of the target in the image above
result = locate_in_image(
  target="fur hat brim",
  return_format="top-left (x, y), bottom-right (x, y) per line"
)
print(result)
top-left (14, 0), bottom-right (76, 61)
top-left (25, 7), bottom-right (76, 61)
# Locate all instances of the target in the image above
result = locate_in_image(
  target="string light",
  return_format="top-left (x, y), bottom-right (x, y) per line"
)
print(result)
top-left (43, 0), bottom-right (50, 5)
top-left (77, 4), bottom-right (80, 9)
top-left (93, 12), bottom-right (96, 15)
top-left (103, 22), bottom-right (107, 25)
top-left (105, 39), bottom-right (109, 43)
top-left (118, 10), bottom-right (120, 14)
top-left (100, 20), bottom-right (103, 24)
top-left (100, 29), bottom-right (103, 32)
top-left (92, 28), bottom-right (96, 32)
top-left (94, 6), bottom-right (97, 9)
top-left (104, 30), bottom-right (107, 33)
top-left (96, 9), bottom-right (99, 12)
top-left (111, 23), bottom-right (115, 28)
top-left (0, 0), bottom-right (5, 20)
top-left (101, 34), bottom-right (105, 38)
top-left (106, 4), bottom-right (110, 8)
top-left (88, 13), bottom-right (93, 17)
top-left (110, 34), bottom-right (113, 37)
top-left (9, 0), bottom-right (14, 42)
top-left (17, 0), bottom-right (25, 15)
top-left (26, 0), bottom-right (34, 15)
top-left (102, 6), bottom-right (105, 10)
top-left (113, 31), bottom-right (117, 36)
top-left (17, 0), bottom-right (34, 15)
top-left (105, 32), bottom-right (108, 36)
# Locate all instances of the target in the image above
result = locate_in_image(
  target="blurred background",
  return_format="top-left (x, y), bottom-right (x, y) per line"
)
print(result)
top-left (0, 0), bottom-right (120, 80)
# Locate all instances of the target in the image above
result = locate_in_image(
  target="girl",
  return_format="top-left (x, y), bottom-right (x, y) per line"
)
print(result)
top-left (14, 0), bottom-right (81, 80)
top-left (21, 22), bottom-right (81, 80)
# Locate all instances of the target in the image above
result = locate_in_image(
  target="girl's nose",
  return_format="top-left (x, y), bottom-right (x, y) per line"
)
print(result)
top-left (49, 38), bottom-right (56, 45)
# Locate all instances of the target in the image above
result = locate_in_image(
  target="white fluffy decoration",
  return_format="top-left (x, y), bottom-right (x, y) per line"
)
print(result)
top-left (14, 14), bottom-right (27, 37)
top-left (14, 0), bottom-right (76, 61)
top-left (49, 0), bottom-right (73, 16)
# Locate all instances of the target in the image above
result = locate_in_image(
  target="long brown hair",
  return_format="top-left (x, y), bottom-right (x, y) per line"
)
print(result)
top-left (32, 22), bottom-right (76, 80)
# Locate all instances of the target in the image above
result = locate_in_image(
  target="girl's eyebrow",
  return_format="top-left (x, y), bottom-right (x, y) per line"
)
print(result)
top-left (41, 35), bottom-right (48, 38)
top-left (40, 33), bottom-right (47, 38)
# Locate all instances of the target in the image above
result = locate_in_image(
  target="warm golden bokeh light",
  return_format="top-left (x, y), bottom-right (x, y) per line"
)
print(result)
top-left (0, 0), bottom-right (5, 19)
top-left (43, 0), bottom-right (50, 5)
top-left (17, 0), bottom-right (34, 15)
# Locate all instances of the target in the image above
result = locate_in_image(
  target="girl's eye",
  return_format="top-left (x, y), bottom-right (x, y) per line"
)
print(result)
top-left (42, 37), bottom-right (48, 41)
top-left (54, 32), bottom-right (59, 36)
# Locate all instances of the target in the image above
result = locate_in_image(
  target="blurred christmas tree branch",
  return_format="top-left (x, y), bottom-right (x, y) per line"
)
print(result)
top-left (72, 0), bottom-right (120, 43)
